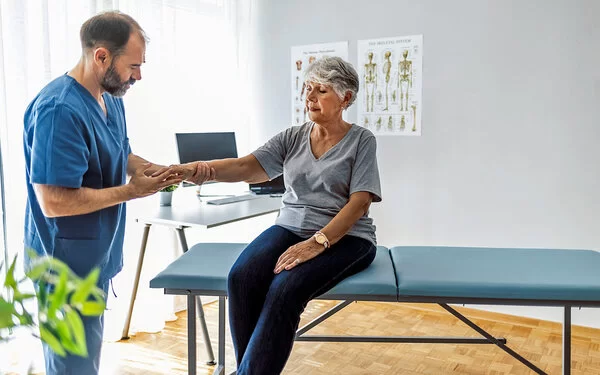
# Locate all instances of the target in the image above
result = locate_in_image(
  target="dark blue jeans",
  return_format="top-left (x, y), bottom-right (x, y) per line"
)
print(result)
top-left (227, 225), bottom-right (376, 375)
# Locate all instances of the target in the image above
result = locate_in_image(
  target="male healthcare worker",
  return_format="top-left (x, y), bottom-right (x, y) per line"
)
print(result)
top-left (23, 11), bottom-right (209, 375)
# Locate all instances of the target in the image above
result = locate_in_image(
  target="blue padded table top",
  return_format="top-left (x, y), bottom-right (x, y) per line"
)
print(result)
top-left (320, 246), bottom-right (397, 301)
top-left (150, 243), bottom-right (247, 295)
top-left (150, 243), bottom-right (397, 301)
top-left (390, 246), bottom-right (600, 302)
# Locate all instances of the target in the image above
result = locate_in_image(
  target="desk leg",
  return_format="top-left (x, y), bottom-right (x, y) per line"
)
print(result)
top-left (175, 227), bottom-right (216, 365)
top-left (563, 306), bottom-right (571, 375)
top-left (188, 294), bottom-right (197, 375)
top-left (121, 223), bottom-right (152, 340)
top-left (212, 297), bottom-right (227, 375)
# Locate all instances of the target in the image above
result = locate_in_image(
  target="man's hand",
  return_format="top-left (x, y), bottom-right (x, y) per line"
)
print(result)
top-left (152, 162), bottom-right (215, 185)
top-left (273, 237), bottom-right (326, 274)
top-left (128, 164), bottom-right (183, 199)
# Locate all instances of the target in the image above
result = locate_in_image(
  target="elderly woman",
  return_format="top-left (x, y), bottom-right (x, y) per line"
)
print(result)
top-left (180, 56), bottom-right (381, 374)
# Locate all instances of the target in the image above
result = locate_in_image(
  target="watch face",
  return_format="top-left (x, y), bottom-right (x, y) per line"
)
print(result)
top-left (315, 233), bottom-right (326, 244)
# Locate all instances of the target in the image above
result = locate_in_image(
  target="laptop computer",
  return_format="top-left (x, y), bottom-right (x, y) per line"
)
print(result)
top-left (249, 175), bottom-right (285, 195)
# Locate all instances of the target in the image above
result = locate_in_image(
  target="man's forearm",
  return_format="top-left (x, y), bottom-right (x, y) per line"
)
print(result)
top-left (35, 184), bottom-right (134, 218)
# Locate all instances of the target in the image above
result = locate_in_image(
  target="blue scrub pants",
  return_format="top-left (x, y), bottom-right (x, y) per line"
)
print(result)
top-left (42, 280), bottom-right (109, 375)
top-left (227, 225), bottom-right (376, 375)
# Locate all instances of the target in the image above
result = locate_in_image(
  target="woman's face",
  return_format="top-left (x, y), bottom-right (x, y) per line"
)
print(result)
top-left (304, 81), bottom-right (345, 124)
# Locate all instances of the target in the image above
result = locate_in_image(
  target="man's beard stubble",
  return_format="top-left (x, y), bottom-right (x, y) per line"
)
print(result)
top-left (101, 62), bottom-right (135, 97)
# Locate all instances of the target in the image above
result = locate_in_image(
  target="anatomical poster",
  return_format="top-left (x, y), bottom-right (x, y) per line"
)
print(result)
top-left (357, 35), bottom-right (423, 136)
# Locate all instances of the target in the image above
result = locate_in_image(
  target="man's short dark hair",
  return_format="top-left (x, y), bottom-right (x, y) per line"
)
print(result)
top-left (80, 11), bottom-right (147, 57)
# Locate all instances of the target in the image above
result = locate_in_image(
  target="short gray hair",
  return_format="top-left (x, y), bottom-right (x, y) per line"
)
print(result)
top-left (304, 56), bottom-right (359, 108)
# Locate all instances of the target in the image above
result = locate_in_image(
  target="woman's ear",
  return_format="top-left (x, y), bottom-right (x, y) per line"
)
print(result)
top-left (343, 92), bottom-right (353, 108)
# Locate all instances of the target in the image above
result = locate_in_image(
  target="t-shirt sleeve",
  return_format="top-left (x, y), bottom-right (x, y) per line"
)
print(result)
top-left (251, 128), bottom-right (292, 179)
top-left (350, 132), bottom-right (382, 202)
top-left (29, 100), bottom-right (90, 188)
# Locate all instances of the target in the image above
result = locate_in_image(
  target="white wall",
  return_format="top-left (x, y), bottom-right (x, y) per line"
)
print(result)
top-left (246, 0), bottom-right (600, 327)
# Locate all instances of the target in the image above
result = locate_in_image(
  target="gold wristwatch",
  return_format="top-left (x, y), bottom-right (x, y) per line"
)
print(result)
top-left (314, 231), bottom-right (330, 249)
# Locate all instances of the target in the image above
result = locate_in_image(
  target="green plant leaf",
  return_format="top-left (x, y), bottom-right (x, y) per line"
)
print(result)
top-left (53, 318), bottom-right (73, 346)
top-left (160, 184), bottom-right (179, 192)
top-left (16, 306), bottom-right (34, 326)
top-left (79, 301), bottom-right (105, 316)
top-left (3, 252), bottom-right (106, 359)
top-left (27, 256), bottom-right (75, 282)
top-left (39, 324), bottom-right (67, 357)
top-left (37, 280), bottom-right (48, 307)
top-left (64, 306), bottom-right (87, 357)
top-left (48, 268), bottom-right (69, 318)
top-left (4, 256), bottom-right (18, 289)
top-left (13, 291), bottom-right (36, 302)
top-left (25, 261), bottom-right (51, 281)
top-left (70, 268), bottom-right (99, 307)
top-left (0, 298), bottom-right (16, 329)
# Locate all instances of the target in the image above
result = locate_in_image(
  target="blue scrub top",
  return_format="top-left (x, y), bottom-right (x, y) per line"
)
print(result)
top-left (23, 75), bottom-right (131, 282)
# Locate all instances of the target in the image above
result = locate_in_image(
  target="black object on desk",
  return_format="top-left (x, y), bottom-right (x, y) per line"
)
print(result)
top-left (249, 175), bottom-right (285, 195)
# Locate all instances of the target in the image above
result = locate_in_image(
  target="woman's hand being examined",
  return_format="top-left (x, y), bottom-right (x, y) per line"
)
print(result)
top-left (152, 162), bottom-right (214, 184)
top-left (274, 237), bottom-right (326, 274)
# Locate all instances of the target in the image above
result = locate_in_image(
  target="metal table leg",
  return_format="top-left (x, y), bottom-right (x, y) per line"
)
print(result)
top-left (563, 306), bottom-right (571, 375)
top-left (176, 227), bottom-right (216, 365)
top-left (188, 294), bottom-right (197, 375)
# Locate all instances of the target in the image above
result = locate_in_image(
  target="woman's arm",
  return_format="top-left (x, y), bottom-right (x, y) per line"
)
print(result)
top-left (177, 154), bottom-right (270, 185)
top-left (207, 154), bottom-right (269, 183)
top-left (317, 191), bottom-right (373, 245)
top-left (274, 191), bottom-right (374, 273)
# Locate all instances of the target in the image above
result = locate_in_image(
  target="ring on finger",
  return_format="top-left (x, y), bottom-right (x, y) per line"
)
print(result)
top-left (294, 258), bottom-right (300, 265)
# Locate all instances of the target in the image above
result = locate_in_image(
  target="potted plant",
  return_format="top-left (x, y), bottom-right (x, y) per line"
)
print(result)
top-left (1, 253), bottom-right (106, 373)
top-left (159, 184), bottom-right (179, 206)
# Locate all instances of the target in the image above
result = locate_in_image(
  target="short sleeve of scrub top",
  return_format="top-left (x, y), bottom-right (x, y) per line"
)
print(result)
top-left (29, 98), bottom-right (90, 188)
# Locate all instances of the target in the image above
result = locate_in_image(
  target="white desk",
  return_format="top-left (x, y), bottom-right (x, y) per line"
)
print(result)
top-left (120, 193), bottom-right (281, 364)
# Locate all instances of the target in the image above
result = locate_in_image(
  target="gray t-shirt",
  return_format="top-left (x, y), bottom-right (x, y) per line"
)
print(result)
top-left (252, 122), bottom-right (382, 245)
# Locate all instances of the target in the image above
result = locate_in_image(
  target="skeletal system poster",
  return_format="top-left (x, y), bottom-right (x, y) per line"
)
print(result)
top-left (291, 41), bottom-right (348, 125)
top-left (357, 35), bottom-right (423, 136)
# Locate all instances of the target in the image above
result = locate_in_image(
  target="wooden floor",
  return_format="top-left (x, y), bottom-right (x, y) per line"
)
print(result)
top-left (101, 300), bottom-right (600, 375)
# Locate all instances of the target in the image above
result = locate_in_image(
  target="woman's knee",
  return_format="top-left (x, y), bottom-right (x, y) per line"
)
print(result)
top-left (264, 275), bottom-right (309, 311)
top-left (227, 262), bottom-right (249, 290)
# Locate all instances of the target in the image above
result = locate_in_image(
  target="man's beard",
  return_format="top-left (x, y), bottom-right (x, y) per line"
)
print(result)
top-left (101, 62), bottom-right (135, 97)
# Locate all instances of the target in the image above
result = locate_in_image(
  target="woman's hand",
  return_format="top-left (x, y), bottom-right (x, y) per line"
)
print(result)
top-left (151, 162), bottom-right (215, 184)
top-left (274, 237), bottom-right (326, 274)
top-left (190, 161), bottom-right (216, 184)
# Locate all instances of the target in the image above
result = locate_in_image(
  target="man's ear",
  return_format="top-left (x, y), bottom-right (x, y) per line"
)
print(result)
top-left (93, 47), bottom-right (110, 65)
